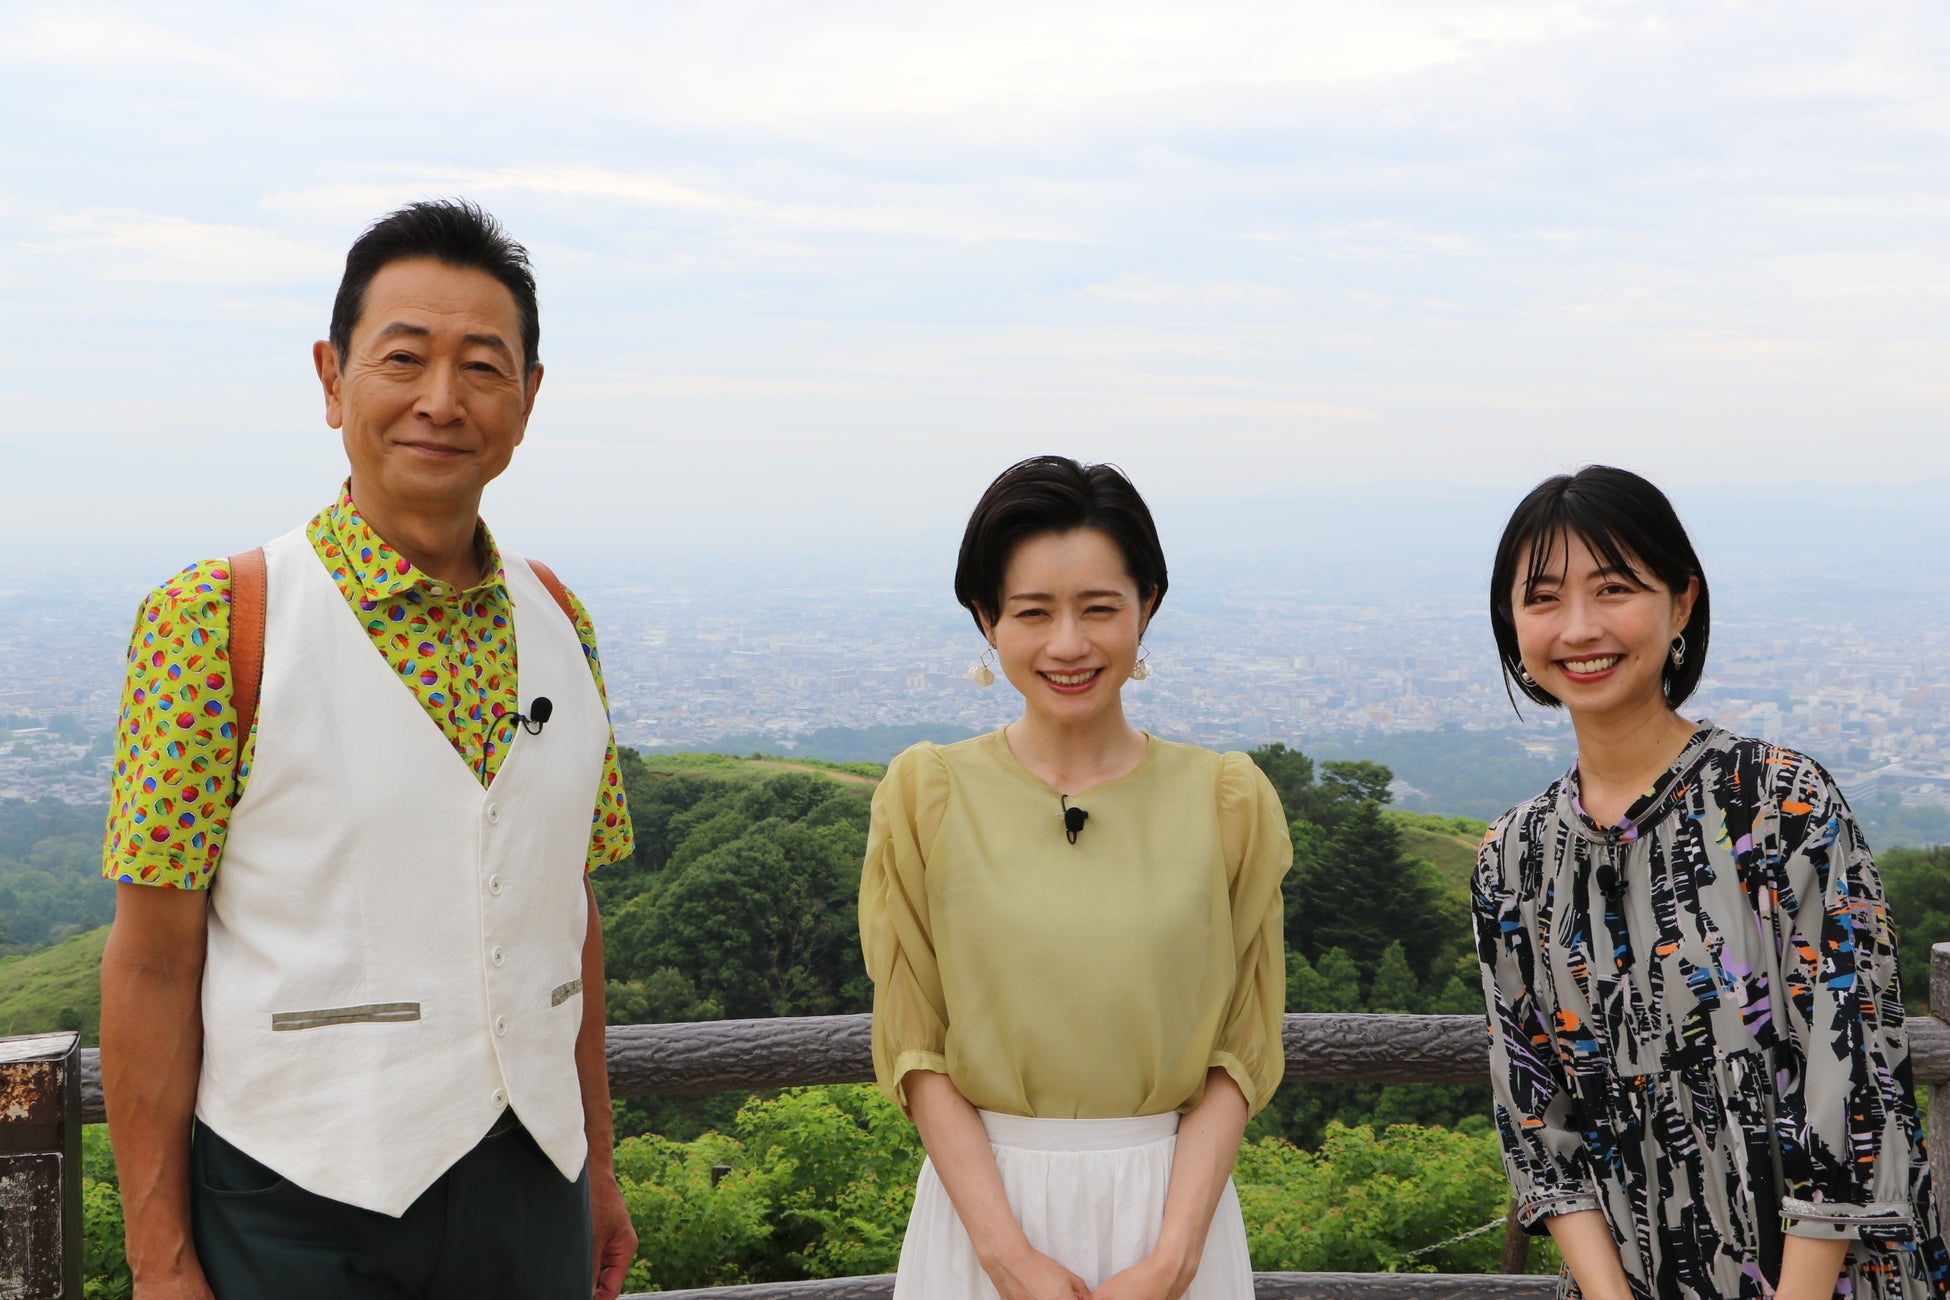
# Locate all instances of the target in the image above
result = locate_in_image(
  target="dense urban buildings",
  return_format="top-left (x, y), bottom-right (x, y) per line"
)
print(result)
top-left (4, 573), bottom-right (1945, 819)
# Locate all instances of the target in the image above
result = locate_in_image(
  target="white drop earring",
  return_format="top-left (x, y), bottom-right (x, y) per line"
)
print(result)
top-left (967, 646), bottom-right (997, 688)
top-left (1130, 644), bottom-right (1151, 681)
top-left (1669, 635), bottom-right (1686, 667)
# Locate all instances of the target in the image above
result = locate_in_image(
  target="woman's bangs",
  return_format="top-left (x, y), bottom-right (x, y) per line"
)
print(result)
top-left (1517, 500), bottom-right (1650, 599)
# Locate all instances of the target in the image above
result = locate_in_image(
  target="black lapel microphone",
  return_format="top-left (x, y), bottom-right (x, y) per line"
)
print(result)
top-left (515, 696), bottom-right (553, 736)
top-left (1060, 795), bottom-right (1089, 845)
top-left (1596, 860), bottom-right (1625, 901)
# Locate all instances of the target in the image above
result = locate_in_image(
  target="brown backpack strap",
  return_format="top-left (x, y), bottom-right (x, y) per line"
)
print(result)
top-left (228, 548), bottom-right (267, 745)
top-left (525, 558), bottom-right (579, 628)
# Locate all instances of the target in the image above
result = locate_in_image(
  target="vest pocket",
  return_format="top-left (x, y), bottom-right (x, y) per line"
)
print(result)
top-left (270, 1001), bottom-right (421, 1031)
top-left (549, 979), bottom-right (583, 1008)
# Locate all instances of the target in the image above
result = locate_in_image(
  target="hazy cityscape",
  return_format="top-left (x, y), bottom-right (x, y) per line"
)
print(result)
top-left (4, 564), bottom-right (1947, 825)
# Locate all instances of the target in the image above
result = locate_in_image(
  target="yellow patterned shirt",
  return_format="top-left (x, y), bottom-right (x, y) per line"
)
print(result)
top-left (103, 483), bottom-right (633, 889)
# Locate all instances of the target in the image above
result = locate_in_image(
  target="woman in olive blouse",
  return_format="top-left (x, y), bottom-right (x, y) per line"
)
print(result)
top-left (861, 456), bottom-right (1290, 1300)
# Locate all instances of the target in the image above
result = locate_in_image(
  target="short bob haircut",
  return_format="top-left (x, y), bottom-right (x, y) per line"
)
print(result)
top-left (329, 199), bottom-right (541, 376)
top-left (954, 456), bottom-right (1168, 636)
top-left (1490, 465), bottom-right (1711, 711)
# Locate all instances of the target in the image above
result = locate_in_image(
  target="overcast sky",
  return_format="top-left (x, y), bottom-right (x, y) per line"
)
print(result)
top-left (3, 1), bottom-right (1947, 583)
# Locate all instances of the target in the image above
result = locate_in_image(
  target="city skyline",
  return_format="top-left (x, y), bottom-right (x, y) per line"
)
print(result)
top-left (6, 542), bottom-right (1947, 827)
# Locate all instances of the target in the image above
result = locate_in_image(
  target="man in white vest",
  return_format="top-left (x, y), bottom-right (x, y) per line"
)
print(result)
top-left (99, 201), bottom-right (640, 1299)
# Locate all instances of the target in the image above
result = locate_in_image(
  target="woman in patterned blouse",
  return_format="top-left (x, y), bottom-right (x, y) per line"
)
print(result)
top-left (1473, 465), bottom-right (1947, 1300)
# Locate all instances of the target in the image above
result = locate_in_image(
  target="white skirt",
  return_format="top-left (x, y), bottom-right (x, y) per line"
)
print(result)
top-left (894, 1111), bottom-right (1255, 1299)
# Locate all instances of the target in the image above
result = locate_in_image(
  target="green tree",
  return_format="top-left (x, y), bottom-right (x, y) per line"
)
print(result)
top-left (614, 1130), bottom-right (773, 1290)
top-left (736, 1085), bottom-right (924, 1278)
top-left (606, 967), bottom-right (724, 1027)
top-left (1293, 801), bottom-right (1460, 983)
top-left (1881, 845), bottom-right (1950, 1011)
top-left (1289, 948), bottom-right (1365, 1014)
top-left (1236, 1122), bottom-right (1514, 1273)
top-left (1321, 760), bottom-right (1394, 808)
top-left (1250, 742), bottom-right (1393, 834)
top-left (1367, 942), bottom-right (1419, 1013)
top-left (1250, 743), bottom-right (1316, 817)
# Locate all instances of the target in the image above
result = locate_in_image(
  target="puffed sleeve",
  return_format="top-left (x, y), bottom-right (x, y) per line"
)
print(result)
top-left (1769, 758), bottom-right (1931, 1242)
top-left (1473, 809), bottom-right (1604, 1230)
top-left (1210, 752), bottom-right (1292, 1117)
top-left (860, 744), bottom-right (953, 1114)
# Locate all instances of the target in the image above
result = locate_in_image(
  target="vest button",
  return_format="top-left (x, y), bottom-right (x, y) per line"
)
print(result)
top-left (488, 875), bottom-right (503, 895)
top-left (494, 1016), bottom-right (508, 1037)
top-left (486, 803), bottom-right (501, 824)
top-left (491, 1089), bottom-right (507, 1108)
top-left (491, 946), bottom-right (506, 967)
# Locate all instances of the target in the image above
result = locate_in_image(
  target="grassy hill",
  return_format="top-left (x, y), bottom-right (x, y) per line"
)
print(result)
top-left (1385, 810), bottom-right (1489, 892)
top-left (0, 924), bottom-right (107, 1045)
top-left (0, 755), bottom-right (890, 1049)
top-left (0, 771), bottom-right (1470, 1050)
top-left (637, 750), bottom-right (883, 790)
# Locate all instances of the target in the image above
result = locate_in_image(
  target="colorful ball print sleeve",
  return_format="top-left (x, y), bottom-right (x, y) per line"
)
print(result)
top-left (551, 579), bottom-right (634, 870)
top-left (103, 560), bottom-right (245, 890)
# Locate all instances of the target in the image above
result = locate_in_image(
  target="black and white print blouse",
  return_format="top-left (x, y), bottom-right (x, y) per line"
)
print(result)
top-left (1474, 725), bottom-right (1949, 1299)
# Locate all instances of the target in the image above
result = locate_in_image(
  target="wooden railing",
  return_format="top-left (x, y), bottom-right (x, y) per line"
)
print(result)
top-left (10, 945), bottom-right (1950, 1298)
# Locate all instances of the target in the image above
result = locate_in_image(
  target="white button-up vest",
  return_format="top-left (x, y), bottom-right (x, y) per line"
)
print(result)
top-left (196, 527), bottom-right (610, 1217)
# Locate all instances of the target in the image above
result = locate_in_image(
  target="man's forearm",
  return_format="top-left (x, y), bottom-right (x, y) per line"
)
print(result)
top-left (100, 884), bottom-right (211, 1285)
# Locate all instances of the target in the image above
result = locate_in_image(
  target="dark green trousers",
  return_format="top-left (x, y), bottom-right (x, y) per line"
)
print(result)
top-left (191, 1115), bottom-right (592, 1300)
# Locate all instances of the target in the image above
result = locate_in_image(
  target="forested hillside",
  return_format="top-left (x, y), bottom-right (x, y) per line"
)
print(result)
top-left (0, 797), bottom-right (111, 953)
top-left (31, 745), bottom-right (1950, 1292)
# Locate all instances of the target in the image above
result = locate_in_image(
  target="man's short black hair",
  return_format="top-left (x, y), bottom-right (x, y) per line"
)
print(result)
top-left (954, 456), bottom-right (1169, 635)
top-left (329, 199), bottom-right (540, 374)
top-left (1489, 464), bottom-right (1711, 712)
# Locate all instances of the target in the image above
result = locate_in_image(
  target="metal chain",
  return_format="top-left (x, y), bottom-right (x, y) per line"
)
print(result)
top-left (1401, 1215), bottom-right (1509, 1260)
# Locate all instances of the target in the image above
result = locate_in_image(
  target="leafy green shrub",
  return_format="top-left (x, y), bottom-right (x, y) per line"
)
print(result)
top-left (736, 1085), bottom-right (922, 1278)
top-left (1237, 1121), bottom-right (1511, 1273)
top-left (78, 1100), bottom-right (1550, 1293)
top-left (614, 1129), bottom-right (772, 1290)
top-left (81, 1126), bottom-right (132, 1299)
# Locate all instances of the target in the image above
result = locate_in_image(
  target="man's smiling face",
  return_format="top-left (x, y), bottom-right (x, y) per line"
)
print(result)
top-left (317, 256), bottom-right (541, 517)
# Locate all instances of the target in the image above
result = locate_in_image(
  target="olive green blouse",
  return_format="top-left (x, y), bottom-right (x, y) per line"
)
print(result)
top-left (860, 730), bottom-right (1290, 1120)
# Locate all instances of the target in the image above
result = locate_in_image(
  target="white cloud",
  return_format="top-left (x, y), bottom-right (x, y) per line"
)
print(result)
top-left (265, 168), bottom-right (1083, 245)
top-left (1086, 277), bottom-right (1289, 307)
top-left (2, 0), bottom-right (1949, 565)
top-left (19, 210), bottom-right (339, 286)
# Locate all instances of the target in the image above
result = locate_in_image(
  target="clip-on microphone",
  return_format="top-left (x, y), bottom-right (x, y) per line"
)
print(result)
top-left (515, 696), bottom-right (554, 736)
top-left (1060, 795), bottom-right (1089, 845)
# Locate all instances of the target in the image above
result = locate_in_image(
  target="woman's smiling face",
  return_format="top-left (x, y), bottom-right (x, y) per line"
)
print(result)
top-left (1512, 529), bottom-right (1698, 721)
top-left (986, 528), bottom-right (1148, 729)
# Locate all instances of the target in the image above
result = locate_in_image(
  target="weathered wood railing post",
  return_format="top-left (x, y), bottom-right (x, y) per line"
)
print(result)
top-left (0, 1031), bottom-right (83, 1299)
top-left (1931, 943), bottom-right (1950, 1243)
